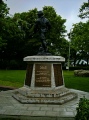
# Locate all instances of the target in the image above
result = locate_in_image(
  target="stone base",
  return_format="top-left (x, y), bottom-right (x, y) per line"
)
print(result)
top-left (12, 86), bottom-right (77, 104)
top-left (12, 56), bottom-right (77, 104)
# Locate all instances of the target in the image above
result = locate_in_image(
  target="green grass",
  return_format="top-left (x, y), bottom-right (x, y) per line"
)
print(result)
top-left (0, 70), bottom-right (26, 88)
top-left (0, 70), bottom-right (89, 92)
top-left (63, 70), bottom-right (89, 92)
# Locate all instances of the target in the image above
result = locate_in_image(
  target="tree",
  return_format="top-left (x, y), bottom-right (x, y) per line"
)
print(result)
top-left (70, 22), bottom-right (89, 65)
top-left (68, 1), bottom-right (89, 66)
top-left (13, 8), bottom-right (39, 56)
top-left (43, 6), bottom-right (67, 55)
top-left (0, 0), bottom-right (9, 49)
top-left (0, 0), bottom-right (9, 17)
top-left (0, 4), bottom-right (69, 69)
top-left (78, 1), bottom-right (89, 19)
top-left (11, 6), bottom-right (67, 56)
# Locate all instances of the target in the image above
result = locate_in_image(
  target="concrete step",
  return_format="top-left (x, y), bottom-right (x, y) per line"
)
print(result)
top-left (13, 92), bottom-right (77, 104)
top-left (15, 87), bottom-right (72, 98)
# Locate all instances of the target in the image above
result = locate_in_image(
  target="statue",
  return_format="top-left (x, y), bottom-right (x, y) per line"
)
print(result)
top-left (34, 11), bottom-right (51, 55)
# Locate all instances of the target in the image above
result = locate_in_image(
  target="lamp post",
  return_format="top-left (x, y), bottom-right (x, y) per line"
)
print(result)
top-left (67, 28), bottom-right (73, 70)
top-left (68, 40), bottom-right (70, 70)
top-left (67, 33), bottom-right (70, 70)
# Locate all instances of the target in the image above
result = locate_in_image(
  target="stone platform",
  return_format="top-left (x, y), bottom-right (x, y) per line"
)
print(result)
top-left (13, 87), bottom-right (77, 104)
top-left (0, 89), bottom-right (89, 120)
top-left (13, 55), bottom-right (78, 104)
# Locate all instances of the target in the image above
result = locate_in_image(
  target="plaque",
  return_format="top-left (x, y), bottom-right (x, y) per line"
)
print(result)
top-left (35, 64), bottom-right (51, 87)
top-left (53, 64), bottom-right (63, 86)
top-left (25, 64), bottom-right (33, 86)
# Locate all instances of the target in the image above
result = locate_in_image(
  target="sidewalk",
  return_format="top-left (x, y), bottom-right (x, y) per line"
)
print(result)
top-left (0, 88), bottom-right (89, 120)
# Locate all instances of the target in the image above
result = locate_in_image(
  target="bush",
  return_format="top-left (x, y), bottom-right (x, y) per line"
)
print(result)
top-left (74, 70), bottom-right (89, 77)
top-left (75, 97), bottom-right (89, 120)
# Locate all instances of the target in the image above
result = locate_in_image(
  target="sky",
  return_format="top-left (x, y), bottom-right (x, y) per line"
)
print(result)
top-left (4, 0), bottom-right (88, 33)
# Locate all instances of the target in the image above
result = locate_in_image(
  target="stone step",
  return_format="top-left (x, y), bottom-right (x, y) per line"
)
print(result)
top-left (17, 87), bottom-right (71, 98)
top-left (13, 92), bottom-right (77, 105)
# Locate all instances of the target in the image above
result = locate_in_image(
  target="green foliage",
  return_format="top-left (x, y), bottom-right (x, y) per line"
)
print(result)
top-left (70, 21), bottom-right (89, 61)
top-left (0, 0), bottom-right (9, 49)
top-left (68, 1), bottom-right (89, 64)
top-left (72, 22), bottom-right (89, 51)
top-left (0, 0), bottom-right (9, 18)
top-left (75, 97), bottom-right (89, 120)
top-left (79, 2), bottom-right (89, 19)
top-left (43, 6), bottom-right (67, 55)
top-left (0, 5), bottom-right (68, 68)
top-left (0, 37), bottom-right (7, 50)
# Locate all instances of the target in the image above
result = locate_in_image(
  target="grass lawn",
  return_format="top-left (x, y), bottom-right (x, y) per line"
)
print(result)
top-left (0, 70), bottom-right (89, 92)
top-left (0, 70), bottom-right (26, 88)
top-left (63, 70), bottom-right (89, 92)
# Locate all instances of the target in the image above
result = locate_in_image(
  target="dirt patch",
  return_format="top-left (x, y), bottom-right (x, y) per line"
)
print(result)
top-left (0, 86), bottom-right (17, 91)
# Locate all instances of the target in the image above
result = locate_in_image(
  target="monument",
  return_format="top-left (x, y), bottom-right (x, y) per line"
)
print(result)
top-left (34, 10), bottom-right (51, 55)
top-left (13, 11), bottom-right (77, 104)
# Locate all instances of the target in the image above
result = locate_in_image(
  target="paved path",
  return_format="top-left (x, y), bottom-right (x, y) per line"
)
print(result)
top-left (0, 89), bottom-right (89, 120)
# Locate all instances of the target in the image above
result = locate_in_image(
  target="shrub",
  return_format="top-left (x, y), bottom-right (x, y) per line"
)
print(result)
top-left (75, 97), bottom-right (89, 120)
top-left (74, 70), bottom-right (89, 77)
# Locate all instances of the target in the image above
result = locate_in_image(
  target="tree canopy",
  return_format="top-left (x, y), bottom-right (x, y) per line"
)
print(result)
top-left (0, 2), bottom-right (69, 69)
top-left (78, 1), bottom-right (89, 19)
top-left (0, 0), bottom-right (9, 49)
top-left (69, 21), bottom-right (89, 64)
top-left (68, 1), bottom-right (89, 65)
